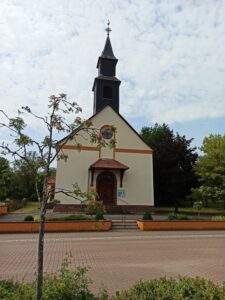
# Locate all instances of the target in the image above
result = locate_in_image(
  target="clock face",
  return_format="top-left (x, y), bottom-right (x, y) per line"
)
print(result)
top-left (100, 126), bottom-right (113, 140)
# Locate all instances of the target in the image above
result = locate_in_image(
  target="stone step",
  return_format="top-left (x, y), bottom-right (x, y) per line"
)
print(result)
top-left (112, 220), bottom-right (138, 230)
top-left (112, 224), bottom-right (137, 228)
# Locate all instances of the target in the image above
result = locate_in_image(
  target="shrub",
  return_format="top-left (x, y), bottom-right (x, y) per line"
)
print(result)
top-left (24, 215), bottom-right (34, 221)
top-left (176, 214), bottom-right (189, 220)
top-left (212, 215), bottom-right (225, 221)
top-left (0, 280), bottom-right (19, 299)
top-left (167, 214), bottom-right (189, 220)
top-left (41, 258), bottom-right (93, 299)
top-left (193, 200), bottom-right (203, 216)
top-left (1, 274), bottom-right (225, 300)
top-left (63, 214), bottom-right (91, 221)
top-left (168, 213), bottom-right (178, 220)
top-left (112, 276), bottom-right (225, 300)
top-left (142, 211), bottom-right (153, 220)
top-left (33, 215), bottom-right (40, 222)
top-left (95, 210), bottom-right (105, 220)
top-left (85, 198), bottom-right (105, 216)
top-left (0, 258), bottom-right (93, 299)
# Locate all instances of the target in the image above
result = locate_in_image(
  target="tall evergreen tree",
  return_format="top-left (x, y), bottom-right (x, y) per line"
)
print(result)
top-left (141, 124), bottom-right (198, 207)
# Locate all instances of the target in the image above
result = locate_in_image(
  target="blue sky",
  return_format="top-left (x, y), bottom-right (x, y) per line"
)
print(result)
top-left (0, 0), bottom-right (225, 149)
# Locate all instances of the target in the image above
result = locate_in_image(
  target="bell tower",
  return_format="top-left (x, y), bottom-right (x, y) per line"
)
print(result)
top-left (92, 21), bottom-right (121, 114)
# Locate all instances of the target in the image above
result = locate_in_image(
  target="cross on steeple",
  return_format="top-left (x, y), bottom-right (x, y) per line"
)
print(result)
top-left (105, 20), bottom-right (112, 37)
top-left (92, 21), bottom-right (121, 114)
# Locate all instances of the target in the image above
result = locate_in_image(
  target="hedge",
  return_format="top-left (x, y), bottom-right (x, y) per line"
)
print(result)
top-left (1, 269), bottom-right (225, 299)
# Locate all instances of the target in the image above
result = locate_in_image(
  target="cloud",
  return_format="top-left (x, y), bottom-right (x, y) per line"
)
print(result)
top-left (0, 0), bottom-right (225, 136)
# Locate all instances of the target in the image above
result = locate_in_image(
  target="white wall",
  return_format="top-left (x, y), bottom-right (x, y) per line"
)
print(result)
top-left (55, 106), bottom-right (154, 206)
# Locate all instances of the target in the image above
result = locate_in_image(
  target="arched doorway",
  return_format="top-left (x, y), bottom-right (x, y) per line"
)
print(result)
top-left (96, 171), bottom-right (117, 205)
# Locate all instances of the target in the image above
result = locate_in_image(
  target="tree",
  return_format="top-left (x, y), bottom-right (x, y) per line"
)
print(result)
top-left (140, 124), bottom-right (198, 208)
top-left (0, 94), bottom-right (107, 299)
top-left (0, 156), bottom-right (12, 201)
top-left (191, 134), bottom-right (225, 208)
top-left (9, 154), bottom-right (44, 201)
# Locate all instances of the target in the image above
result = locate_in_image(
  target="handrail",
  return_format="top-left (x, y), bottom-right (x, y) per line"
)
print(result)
top-left (117, 198), bottom-right (130, 228)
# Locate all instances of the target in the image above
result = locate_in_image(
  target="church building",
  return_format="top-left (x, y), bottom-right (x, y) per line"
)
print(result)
top-left (54, 24), bottom-right (154, 213)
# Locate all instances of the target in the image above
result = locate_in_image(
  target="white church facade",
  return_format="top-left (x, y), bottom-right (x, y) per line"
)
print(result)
top-left (54, 26), bottom-right (154, 213)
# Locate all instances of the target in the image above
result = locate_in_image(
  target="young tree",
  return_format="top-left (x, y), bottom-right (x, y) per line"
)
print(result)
top-left (0, 94), bottom-right (104, 300)
top-left (191, 134), bottom-right (225, 208)
top-left (140, 124), bottom-right (198, 208)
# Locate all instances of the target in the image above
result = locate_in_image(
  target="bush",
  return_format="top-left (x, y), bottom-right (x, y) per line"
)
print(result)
top-left (142, 211), bottom-right (153, 220)
top-left (95, 210), bottom-right (105, 220)
top-left (0, 258), bottom-right (93, 299)
top-left (212, 215), bottom-right (225, 221)
top-left (112, 276), bottom-right (225, 300)
top-left (193, 200), bottom-right (203, 213)
top-left (24, 215), bottom-right (34, 221)
top-left (168, 213), bottom-right (178, 220)
top-left (0, 280), bottom-right (19, 299)
top-left (1, 273), bottom-right (225, 300)
top-left (176, 214), bottom-right (189, 220)
top-left (85, 198), bottom-right (105, 216)
top-left (62, 214), bottom-right (91, 221)
top-left (33, 215), bottom-right (40, 222)
top-left (167, 214), bottom-right (189, 220)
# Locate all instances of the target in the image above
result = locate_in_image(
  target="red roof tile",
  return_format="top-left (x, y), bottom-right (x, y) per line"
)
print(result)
top-left (90, 158), bottom-right (129, 170)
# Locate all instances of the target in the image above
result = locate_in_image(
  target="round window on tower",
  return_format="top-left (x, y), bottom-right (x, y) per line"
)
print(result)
top-left (100, 125), bottom-right (113, 140)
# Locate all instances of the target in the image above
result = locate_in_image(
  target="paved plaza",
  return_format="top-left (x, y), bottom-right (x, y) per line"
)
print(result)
top-left (0, 230), bottom-right (225, 293)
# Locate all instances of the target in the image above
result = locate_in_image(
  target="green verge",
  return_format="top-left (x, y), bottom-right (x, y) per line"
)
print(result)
top-left (13, 202), bottom-right (40, 214)
top-left (154, 207), bottom-right (225, 215)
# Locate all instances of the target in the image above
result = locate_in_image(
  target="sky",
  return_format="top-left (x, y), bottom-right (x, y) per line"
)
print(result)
top-left (0, 0), bottom-right (225, 150)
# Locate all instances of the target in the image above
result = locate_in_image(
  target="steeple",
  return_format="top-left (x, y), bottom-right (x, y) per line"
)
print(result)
top-left (100, 21), bottom-right (116, 60)
top-left (92, 21), bottom-right (121, 114)
top-left (100, 36), bottom-right (116, 59)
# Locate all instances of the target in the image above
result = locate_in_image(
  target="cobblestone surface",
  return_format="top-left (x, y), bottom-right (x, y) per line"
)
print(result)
top-left (0, 230), bottom-right (225, 293)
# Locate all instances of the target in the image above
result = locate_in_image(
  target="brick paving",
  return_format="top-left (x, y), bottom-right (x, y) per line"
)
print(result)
top-left (0, 230), bottom-right (225, 293)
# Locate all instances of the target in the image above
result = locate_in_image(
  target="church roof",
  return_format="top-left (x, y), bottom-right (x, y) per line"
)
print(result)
top-left (100, 36), bottom-right (117, 60)
top-left (89, 158), bottom-right (129, 170)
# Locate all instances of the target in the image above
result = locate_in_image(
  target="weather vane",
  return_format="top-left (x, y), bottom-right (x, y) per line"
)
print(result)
top-left (105, 20), bottom-right (112, 37)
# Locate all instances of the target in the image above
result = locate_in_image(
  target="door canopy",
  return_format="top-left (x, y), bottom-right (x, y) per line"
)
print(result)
top-left (89, 158), bottom-right (129, 187)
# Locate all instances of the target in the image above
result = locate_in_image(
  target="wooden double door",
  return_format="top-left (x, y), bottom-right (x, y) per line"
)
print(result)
top-left (96, 171), bottom-right (117, 205)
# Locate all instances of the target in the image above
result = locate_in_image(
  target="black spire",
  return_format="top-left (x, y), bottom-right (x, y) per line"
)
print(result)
top-left (100, 36), bottom-right (116, 59)
top-left (100, 21), bottom-right (116, 59)
top-left (93, 21), bottom-right (121, 114)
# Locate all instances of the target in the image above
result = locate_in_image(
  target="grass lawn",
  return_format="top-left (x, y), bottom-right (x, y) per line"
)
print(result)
top-left (154, 206), bottom-right (225, 215)
top-left (13, 201), bottom-right (40, 214)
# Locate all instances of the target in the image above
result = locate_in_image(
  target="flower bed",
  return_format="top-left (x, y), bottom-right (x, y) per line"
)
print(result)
top-left (0, 220), bottom-right (112, 233)
top-left (137, 220), bottom-right (225, 231)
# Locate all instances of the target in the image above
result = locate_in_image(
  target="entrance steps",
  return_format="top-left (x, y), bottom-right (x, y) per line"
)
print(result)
top-left (112, 219), bottom-right (138, 230)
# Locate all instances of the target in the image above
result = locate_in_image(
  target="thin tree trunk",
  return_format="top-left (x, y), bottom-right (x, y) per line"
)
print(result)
top-left (35, 179), bottom-right (41, 203)
top-left (36, 207), bottom-right (45, 300)
top-left (36, 184), bottom-right (48, 300)
top-left (36, 106), bottom-right (54, 300)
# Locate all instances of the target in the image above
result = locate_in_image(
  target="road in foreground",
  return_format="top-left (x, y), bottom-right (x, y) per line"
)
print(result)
top-left (0, 230), bottom-right (225, 293)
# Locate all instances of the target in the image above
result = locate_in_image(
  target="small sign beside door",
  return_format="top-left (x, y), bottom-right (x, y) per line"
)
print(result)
top-left (117, 188), bottom-right (126, 198)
